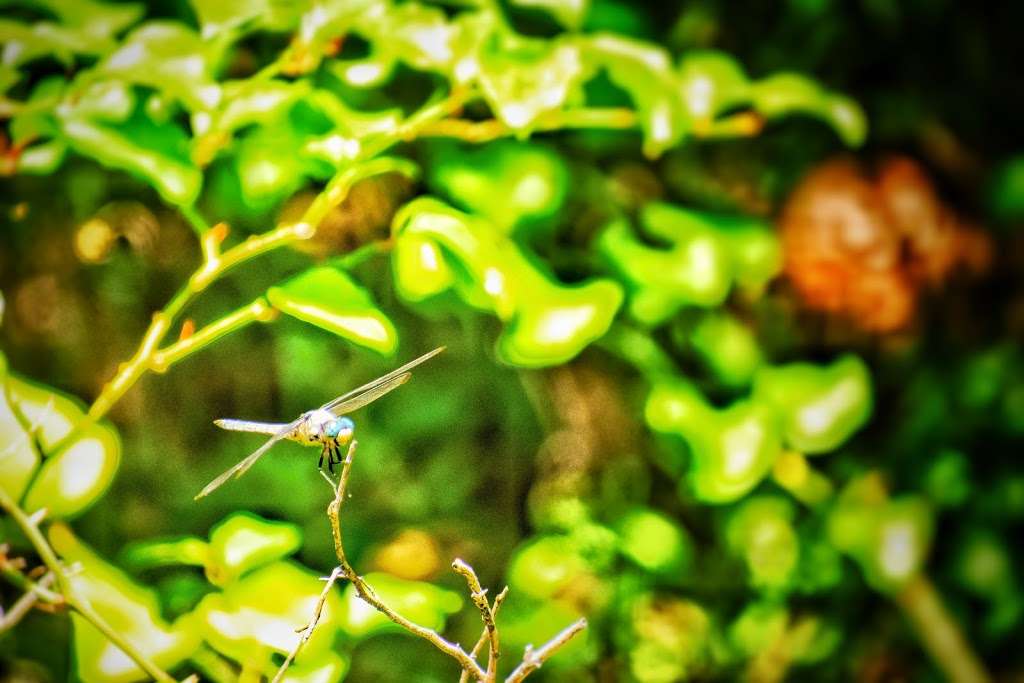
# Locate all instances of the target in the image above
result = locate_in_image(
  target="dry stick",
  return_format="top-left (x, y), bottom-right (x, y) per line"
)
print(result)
top-left (459, 587), bottom-right (509, 683)
top-left (0, 488), bottom-right (176, 682)
top-left (452, 559), bottom-right (501, 680)
top-left (327, 441), bottom-right (489, 682)
top-left (503, 618), bottom-right (589, 683)
top-left (271, 566), bottom-right (345, 683)
top-left (0, 572), bottom-right (55, 631)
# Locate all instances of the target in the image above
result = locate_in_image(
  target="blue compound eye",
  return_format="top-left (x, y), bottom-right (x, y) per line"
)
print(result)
top-left (325, 416), bottom-right (354, 438)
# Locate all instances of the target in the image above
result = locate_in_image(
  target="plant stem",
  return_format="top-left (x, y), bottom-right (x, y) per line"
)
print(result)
top-left (150, 298), bottom-right (277, 373)
top-left (0, 572), bottom-right (55, 632)
top-left (895, 574), bottom-right (992, 683)
top-left (503, 618), bottom-right (588, 683)
top-left (326, 441), bottom-right (489, 682)
top-left (0, 487), bottom-right (175, 682)
top-left (271, 565), bottom-right (344, 683)
top-left (87, 157), bottom-right (418, 422)
top-left (459, 586), bottom-right (509, 683)
top-left (452, 559), bottom-right (501, 680)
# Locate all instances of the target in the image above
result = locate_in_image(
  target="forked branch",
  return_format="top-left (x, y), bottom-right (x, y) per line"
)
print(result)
top-left (274, 440), bottom-right (587, 682)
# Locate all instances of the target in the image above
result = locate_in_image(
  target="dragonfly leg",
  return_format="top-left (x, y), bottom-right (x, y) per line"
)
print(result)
top-left (318, 448), bottom-right (326, 469)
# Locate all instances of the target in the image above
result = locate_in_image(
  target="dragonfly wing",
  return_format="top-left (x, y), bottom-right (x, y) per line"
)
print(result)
top-left (321, 346), bottom-right (445, 414)
top-left (195, 418), bottom-right (300, 499)
top-left (214, 418), bottom-right (289, 435)
top-left (327, 372), bottom-right (411, 416)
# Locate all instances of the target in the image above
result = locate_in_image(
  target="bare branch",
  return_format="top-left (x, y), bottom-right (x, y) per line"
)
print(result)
top-left (452, 559), bottom-right (500, 680)
top-left (325, 441), bottom-right (488, 682)
top-left (0, 572), bottom-right (56, 631)
top-left (271, 566), bottom-right (345, 683)
top-left (460, 586), bottom-right (509, 683)
top-left (504, 618), bottom-right (588, 683)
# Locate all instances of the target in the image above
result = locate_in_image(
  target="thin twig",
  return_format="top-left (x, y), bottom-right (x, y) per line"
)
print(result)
top-left (325, 441), bottom-right (489, 682)
top-left (271, 565), bottom-right (345, 683)
top-left (0, 487), bottom-right (176, 682)
top-left (460, 586), bottom-right (509, 683)
top-left (503, 618), bottom-right (588, 683)
top-left (895, 574), bottom-right (992, 683)
top-left (452, 559), bottom-right (500, 680)
top-left (0, 572), bottom-right (56, 631)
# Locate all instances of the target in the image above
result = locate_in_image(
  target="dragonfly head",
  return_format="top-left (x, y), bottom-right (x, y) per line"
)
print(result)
top-left (324, 416), bottom-right (355, 442)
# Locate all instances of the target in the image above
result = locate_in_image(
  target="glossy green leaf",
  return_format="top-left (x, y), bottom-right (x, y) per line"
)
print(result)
top-left (615, 507), bottom-right (693, 575)
top-left (22, 421), bottom-right (120, 519)
top-left (394, 198), bottom-right (622, 366)
top-left (195, 561), bottom-right (345, 674)
top-left (726, 496), bottom-right (799, 590)
top-left (497, 264), bottom-right (623, 367)
top-left (828, 487), bottom-right (933, 592)
top-left (206, 512), bottom-right (303, 586)
top-left (49, 523), bottom-right (198, 683)
top-left (17, 0), bottom-right (143, 38)
top-left (646, 380), bottom-right (782, 503)
top-left (96, 21), bottom-right (221, 112)
top-left (477, 34), bottom-right (584, 132)
top-left (507, 536), bottom-right (589, 599)
top-left (6, 373), bottom-right (86, 452)
top-left (0, 19), bottom-right (117, 68)
top-left (121, 536), bottom-right (210, 571)
top-left (337, 572), bottom-right (462, 638)
top-left (753, 355), bottom-right (872, 454)
top-left (268, 267), bottom-right (399, 355)
top-left (426, 140), bottom-right (569, 235)
top-left (58, 113), bottom-right (201, 206)
top-left (582, 34), bottom-right (688, 157)
top-left (749, 73), bottom-right (866, 147)
top-left (676, 51), bottom-right (750, 121)
top-left (187, 0), bottom-right (269, 38)
top-left (392, 233), bottom-right (455, 302)
top-left (0, 369), bottom-right (39, 502)
top-left (689, 312), bottom-right (763, 387)
top-left (600, 202), bottom-right (779, 325)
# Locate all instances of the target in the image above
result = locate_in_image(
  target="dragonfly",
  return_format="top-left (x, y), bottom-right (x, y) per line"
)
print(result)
top-left (195, 346), bottom-right (445, 499)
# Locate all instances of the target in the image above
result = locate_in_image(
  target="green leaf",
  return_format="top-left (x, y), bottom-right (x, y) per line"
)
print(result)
top-left (393, 198), bottom-right (622, 366)
top-left (749, 73), bottom-right (867, 147)
top-left (477, 34), bottom-right (584, 131)
top-left (753, 355), bottom-right (872, 454)
top-left (0, 370), bottom-right (40, 502)
top-left (676, 51), bottom-right (750, 121)
top-left (689, 312), bottom-right (763, 388)
top-left (337, 572), bottom-right (462, 638)
top-left (646, 380), bottom-right (782, 503)
top-left (6, 373), bottom-right (86, 452)
top-left (187, 0), bottom-right (269, 38)
top-left (507, 536), bottom-right (589, 599)
top-left (268, 267), bottom-right (399, 355)
top-left (22, 421), bottom-right (120, 520)
top-left (6, 0), bottom-right (143, 38)
top-left (96, 21), bottom-right (221, 112)
top-left (49, 523), bottom-right (198, 683)
top-left (195, 561), bottom-right (345, 675)
top-left (205, 512), bottom-right (302, 586)
top-left (426, 140), bottom-right (569, 235)
top-left (582, 34), bottom-right (688, 157)
top-left (0, 19), bottom-right (118, 68)
top-left (828, 481), bottom-right (933, 592)
top-left (58, 112), bottom-right (202, 206)
top-left (726, 496), bottom-right (799, 590)
top-left (615, 507), bottom-right (693, 576)
top-left (599, 203), bottom-right (780, 325)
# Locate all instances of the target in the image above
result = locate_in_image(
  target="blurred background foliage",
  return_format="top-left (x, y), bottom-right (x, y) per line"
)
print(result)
top-left (1, 0), bottom-right (1023, 681)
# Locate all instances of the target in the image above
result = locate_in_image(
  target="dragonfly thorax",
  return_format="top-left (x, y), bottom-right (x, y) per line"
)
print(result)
top-left (294, 409), bottom-right (354, 446)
